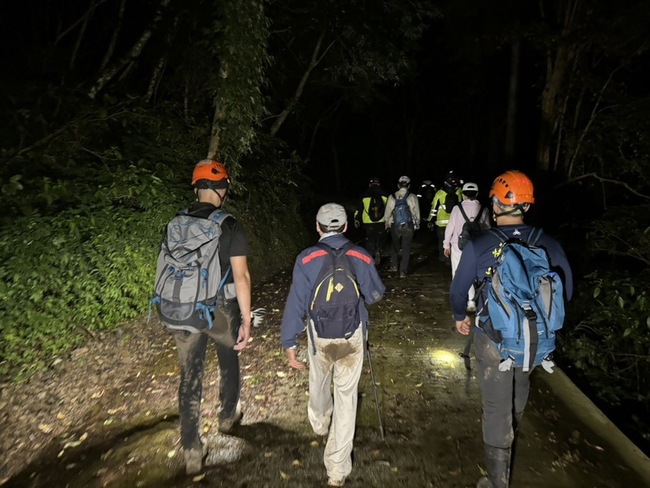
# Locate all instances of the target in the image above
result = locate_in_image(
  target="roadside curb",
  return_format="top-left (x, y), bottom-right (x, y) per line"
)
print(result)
top-left (539, 367), bottom-right (650, 483)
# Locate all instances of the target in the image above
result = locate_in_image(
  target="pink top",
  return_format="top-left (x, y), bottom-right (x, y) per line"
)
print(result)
top-left (443, 200), bottom-right (491, 252)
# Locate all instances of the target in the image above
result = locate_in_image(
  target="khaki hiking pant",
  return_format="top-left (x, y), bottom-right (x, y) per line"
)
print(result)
top-left (308, 325), bottom-right (364, 481)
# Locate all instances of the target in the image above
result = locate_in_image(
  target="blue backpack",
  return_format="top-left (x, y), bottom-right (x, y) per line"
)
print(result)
top-left (308, 242), bottom-right (361, 345)
top-left (392, 192), bottom-right (413, 227)
top-left (476, 228), bottom-right (565, 372)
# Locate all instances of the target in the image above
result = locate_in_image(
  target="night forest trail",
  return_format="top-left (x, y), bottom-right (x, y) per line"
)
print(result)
top-left (2, 231), bottom-right (649, 488)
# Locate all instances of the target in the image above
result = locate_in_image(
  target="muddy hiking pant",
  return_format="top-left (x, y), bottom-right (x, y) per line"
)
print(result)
top-left (474, 331), bottom-right (533, 448)
top-left (363, 222), bottom-right (385, 259)
top-left (389, 224), bottom-right (414, 274)
top-left (172, 297), bottom-right (242, 450)
top-left (436, 225), bottom-right (450, 263)
top-left (307, 326), bottom-right (364, 482)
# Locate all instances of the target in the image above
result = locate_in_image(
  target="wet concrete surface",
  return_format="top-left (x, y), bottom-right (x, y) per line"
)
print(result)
top-left (4, 231), bottom-right (650, 487)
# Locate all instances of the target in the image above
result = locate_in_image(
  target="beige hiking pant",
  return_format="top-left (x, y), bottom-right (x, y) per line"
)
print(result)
top-left (307, 325), bottom-right (364, 481)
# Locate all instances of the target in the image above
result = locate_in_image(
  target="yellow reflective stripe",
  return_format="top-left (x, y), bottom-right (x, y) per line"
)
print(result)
top-left (326, 277), bottom-right (334, 301)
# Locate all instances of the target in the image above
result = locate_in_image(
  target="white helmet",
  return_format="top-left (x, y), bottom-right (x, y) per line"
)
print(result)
top-left (462, 182), bottom-right (478, 193)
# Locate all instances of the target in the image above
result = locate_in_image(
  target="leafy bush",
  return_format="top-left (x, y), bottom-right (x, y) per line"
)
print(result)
top-left (0, 136), bottom-right (310, 381)
top-left (558, 203), bottom-right (650, 446)
top-left (561, 273), bottom-right (650, 404)
top-left (0, 164), bottom-right (180, 379)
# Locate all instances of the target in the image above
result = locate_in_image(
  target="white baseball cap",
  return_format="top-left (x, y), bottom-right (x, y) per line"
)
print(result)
top-left (316, 203), bottom-right (347, 230)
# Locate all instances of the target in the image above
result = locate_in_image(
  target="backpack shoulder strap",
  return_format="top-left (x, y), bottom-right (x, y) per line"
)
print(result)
top-left (315, 241), bottom-right (333, 253)
top-left (490, 227), bottom-right (509, 243)
top-left (458, 204), bottom-right (470, 222)
top-left (208, 209), bottom-right (232, 224)
top-left (526, 227), bottom-right (543, 246)
top-left (316, 240), bottom-right (354, 257)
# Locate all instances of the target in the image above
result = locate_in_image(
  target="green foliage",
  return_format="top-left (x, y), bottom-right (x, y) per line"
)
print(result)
top-left (561, 271), bottom-right (650, 405)
top-left (558, 204), bottom-right (650, 443)
top-left (233, 135), bottom-right (311, 276)
top-left (0, 164), bottom-right (180, 380)
top-left (0, 150), bottom-right (308, 381)
top-left (583, 204), bottom-right (650, 267)
top-left (209, 0), bottom-right (270, 172)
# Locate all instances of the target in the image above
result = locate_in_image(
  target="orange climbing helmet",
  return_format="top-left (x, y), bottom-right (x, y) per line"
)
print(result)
top-left (191, 159), bottom-right (230, 189)
top-left (489, 170), bottom-right (535, 206)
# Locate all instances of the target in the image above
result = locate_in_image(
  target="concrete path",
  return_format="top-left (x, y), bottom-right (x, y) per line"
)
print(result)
top-left (364, 230), bottom-right (650, 487)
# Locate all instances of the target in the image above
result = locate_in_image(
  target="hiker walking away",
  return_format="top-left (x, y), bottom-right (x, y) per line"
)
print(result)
top-left (353, 177), bottom-right (389, 265)
top-left (383, 175), bottom-right (420, 278)
top-left (450, 170), bottom-right (573, 488)
top-left (427, 170), bottom-right (463, 264)
top-left (281, 203), bottom-right (385, 487)
top-left (443, 182), bottom-right (490, 312)
top-left (416, 179), bottom-right (437, 221)
top-left (156, 159), bottom-right (252, 475)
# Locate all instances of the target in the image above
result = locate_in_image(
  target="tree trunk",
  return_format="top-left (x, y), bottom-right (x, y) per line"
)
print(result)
top-left (536, 0), bottom-right (581, 175)
top-left (88, 0), bottom-right (170, 99)
top-left (269, 29), bottom-right (333, 137)
top-left (504, 37), bottom-right (520, 165)
top-left (330, 135), bottom-right (341, 194)
top-left (98, 0), bottom-right (126, 73)
top-left (145, 58), bottom-right (166, 104)
top-left (69, 3), bottom-right (98, 70)
top-left (207, 61), bottom-right (228, 160)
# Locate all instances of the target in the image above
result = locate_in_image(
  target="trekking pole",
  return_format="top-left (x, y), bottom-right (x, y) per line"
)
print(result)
top-left (365, 341), bottom-right (385, 441)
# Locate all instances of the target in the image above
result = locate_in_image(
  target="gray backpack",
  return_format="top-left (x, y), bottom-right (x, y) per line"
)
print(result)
top-left (149, 208), bottom-right (231, 333)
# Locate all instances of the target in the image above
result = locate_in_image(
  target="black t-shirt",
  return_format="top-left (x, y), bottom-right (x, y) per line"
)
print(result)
top-left (185, 202), bottom-right (249, 284)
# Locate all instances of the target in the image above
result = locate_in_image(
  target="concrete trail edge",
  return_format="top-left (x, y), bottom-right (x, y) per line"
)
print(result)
top-left (539, 366), bottom-right (650, 483)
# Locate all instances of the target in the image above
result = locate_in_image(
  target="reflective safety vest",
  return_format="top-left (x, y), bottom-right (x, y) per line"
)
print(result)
top-left (354, 194), bottom-right (388, 224)
top-left (429, 188), bottom-right (463, 227)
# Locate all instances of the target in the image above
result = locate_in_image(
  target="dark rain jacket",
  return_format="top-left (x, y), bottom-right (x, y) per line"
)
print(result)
top-left (280, 233), bottom-right (385, 349)
top-left (449, 224), bottom-right (573, 322)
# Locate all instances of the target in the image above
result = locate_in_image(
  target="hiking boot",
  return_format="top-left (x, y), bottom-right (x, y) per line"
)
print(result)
top-left (480, 444), bottom-right (511, 488)
top-left (218, 410), bottom-right (243, 433)
top-left (327, 477), bottom-right (345, 487)
top-left (390, 266), bottom-right (398, 273)
top-left (399, 271), bottom-right (407, 279)
top-left (476, 477), bottom-right (493, 488)
top-left (184, 445), bottom-right (204, 476)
